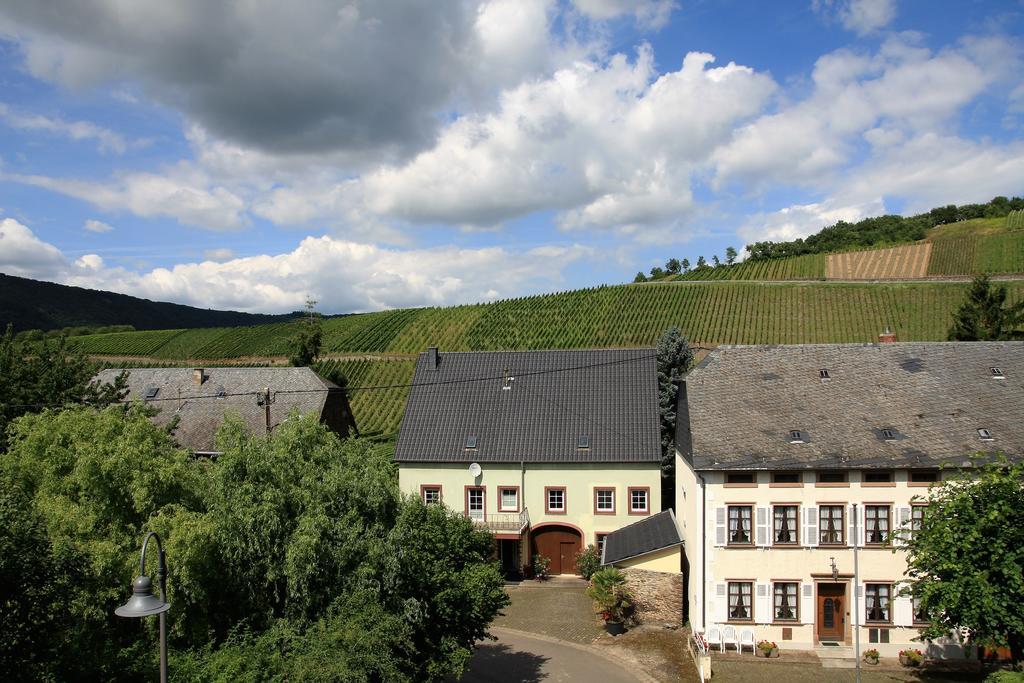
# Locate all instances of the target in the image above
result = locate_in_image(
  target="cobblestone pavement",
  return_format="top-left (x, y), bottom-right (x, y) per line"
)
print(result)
top-left (492, 577), bottom-right (604, 645)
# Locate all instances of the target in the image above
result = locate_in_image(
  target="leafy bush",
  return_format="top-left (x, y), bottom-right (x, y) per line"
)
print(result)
top-left (985, 671), bottom-right (1024, 683)
top-left (586, 567), bottom-right (633, 623)
top-left (533, 554), bottom-right (551, 581)
top-left (575, 545), bottom-right (601, 580)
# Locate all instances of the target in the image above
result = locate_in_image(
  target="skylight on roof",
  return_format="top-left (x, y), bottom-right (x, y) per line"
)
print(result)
top-left (216, 386), bottom-right (227, 399)
top-left (991, 367), bottom-right (1005, 379)
top-left (789, 430), bottom-right (805, 443)
top-left (144, 386), bottom-right (159, 399)
top-left (578, 435), bottom-right (590, 449)
top-left (978, 428), bottom-right (994, 441)
top-left (881, 428), bottom-right (896, 441)
top-left (465, 435), bottom-right (478, 449)
top-left (819, 369), bottom-right (831, 380)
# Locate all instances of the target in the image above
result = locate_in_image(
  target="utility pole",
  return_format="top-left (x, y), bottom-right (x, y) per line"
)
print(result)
top-left (256, 387), bottom-right (274, 434)
top-left (852, 502), bottom-right (862, 683)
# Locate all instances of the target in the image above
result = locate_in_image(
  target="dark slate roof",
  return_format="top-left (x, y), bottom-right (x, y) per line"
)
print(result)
top-left (394, 348), bottom-right (660, 463)
top-left (602, 510), bottom-right (682, 565)
top-left (94, 367), bottom-right (339, 453)
top-left (679, 342), bottom-right (1024, 470)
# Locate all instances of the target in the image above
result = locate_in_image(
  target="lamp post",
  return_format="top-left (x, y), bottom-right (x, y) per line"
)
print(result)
top-left (115, 532), bottom-right (170, 683)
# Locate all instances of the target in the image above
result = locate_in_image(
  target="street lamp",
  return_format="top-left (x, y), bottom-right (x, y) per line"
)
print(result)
top-left (115, 531), bottom-right (170, 683)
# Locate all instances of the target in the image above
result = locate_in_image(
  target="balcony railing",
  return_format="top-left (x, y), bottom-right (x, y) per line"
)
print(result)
top-left (469, 507), bottom-right (530, 534)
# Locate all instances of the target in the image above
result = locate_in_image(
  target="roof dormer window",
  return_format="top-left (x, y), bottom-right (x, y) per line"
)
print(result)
top-left (881, 428), bottom-right (896, 441)
top-left (978, 428), bottom-right (994, 441)
top-left (991, 367), bottom-right (1005, 379)
top-left (577, 435), bottom-right (590, 449)
top-left (789, 430), bottom-right (805, 444)
top-left (819, 369), bottom-right (831, 380)
top-left (465, 435), bottom-right (478, 449)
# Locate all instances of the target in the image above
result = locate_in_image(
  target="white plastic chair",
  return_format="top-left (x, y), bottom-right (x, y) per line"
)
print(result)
top-left (739, 628), bottom-right (756, 654)
top-left (722, 625), bottom-right (738, 652)
top-left (706, 627), bottom-right (723, 653)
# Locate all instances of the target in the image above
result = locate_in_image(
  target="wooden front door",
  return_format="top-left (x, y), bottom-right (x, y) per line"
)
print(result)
top-left (816, 583), bottom-right (846, 642)
top-left (531, 526), bottom-right (582, 574)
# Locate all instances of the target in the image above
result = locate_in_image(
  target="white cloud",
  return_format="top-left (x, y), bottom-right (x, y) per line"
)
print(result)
top-left (83, 218), bottom-right (114, 233)
top-left (5, 166), bottom-right (247, 230)
top-left (0, 220), bottom-right (589, 313)
top-left (202, 248), bottom-right (235, 261)
top-left (0, 217), bottom-right (66, 278)
top-left (840, 0), bottom-right (896, 35)
top-left (571, 0), bottom-right (676, 29)
top-left (738, 199), bottom-right (885, 245)
top-left (0, 102), bottom-right (129, 153)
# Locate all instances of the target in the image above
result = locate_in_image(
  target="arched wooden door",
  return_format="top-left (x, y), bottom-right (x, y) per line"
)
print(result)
top-left (531, 525), bottom-right (582, 574)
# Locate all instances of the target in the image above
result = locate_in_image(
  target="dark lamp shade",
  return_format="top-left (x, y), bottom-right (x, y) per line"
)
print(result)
top-left (115, 575), bottom-right (170, 618)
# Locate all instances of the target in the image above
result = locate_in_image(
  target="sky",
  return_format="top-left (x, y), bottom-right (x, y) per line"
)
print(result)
top-left (0, 0), bottom-right (1022, 315)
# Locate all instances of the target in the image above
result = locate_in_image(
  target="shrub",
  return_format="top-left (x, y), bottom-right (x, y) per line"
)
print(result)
top-left (985, 671), bottom-right (1024, 683)
top-left (899, 648), bottom-right (924, 666)
top-left (757, 640), bottom-right (777, 653)
top-left (575, 545), bottom-right (601, 580)
top-left (532, 554), bottom-right (551, 581)
top-left (587, 567), bottom-right (633, 623)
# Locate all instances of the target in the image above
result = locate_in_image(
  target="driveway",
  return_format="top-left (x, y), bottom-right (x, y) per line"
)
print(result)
top-left (461, 628), bottom-right (641, 683)
top-left (492, 577), bottom-right (603, 644)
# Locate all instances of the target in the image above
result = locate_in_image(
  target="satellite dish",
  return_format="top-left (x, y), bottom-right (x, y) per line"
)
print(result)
top-left (469, 462), bottom-right (482, 478)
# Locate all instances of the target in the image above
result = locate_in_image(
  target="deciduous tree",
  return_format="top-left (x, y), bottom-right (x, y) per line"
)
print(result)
top-left (725, 247), bottom-right (738, 265)
top-left (288, 297), bottom-right (323, 367)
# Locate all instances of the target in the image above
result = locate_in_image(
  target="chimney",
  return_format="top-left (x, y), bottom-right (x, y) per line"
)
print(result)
top-left (878, 327), bottom-right (897, 343)
top-left (193, 368), bottom-right (206, 385)
top-left (427, 347), bottom-right (439, 370)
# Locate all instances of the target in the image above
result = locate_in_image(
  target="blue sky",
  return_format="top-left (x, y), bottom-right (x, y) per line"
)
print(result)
top-left (0, 0), bottom-right (1022, 314)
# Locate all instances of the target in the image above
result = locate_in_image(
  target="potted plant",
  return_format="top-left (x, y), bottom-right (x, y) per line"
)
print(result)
top-left (898, 648), bottom-right (923, 667)
top-left (587, 567), bottom-right (633, 635)
top-left (532, 554), bottom-right (550, 581)
top-left (756, 640), bottom-right (779, 658)
top-left (864, 648), bottom-right (880, 665)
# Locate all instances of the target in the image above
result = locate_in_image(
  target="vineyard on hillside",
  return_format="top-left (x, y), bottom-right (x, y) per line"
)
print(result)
top-left (928, 231), bottom-right (1024, 276)
top-left (313, 358), bottom-right (416, 438)
top-left (1008, 210), bottom-right (1024, 230)
top-left (674, 253), bottom-right (826, 281)
top-left (71, 281), bottom-right (1024, 360)
top-left (826, 243), bottom-right (931, 279)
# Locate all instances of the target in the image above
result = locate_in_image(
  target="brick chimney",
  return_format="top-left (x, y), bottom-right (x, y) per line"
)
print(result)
top-left (878, 327), bottom-right (897, 343)
top-left (193, 368), bottom-right (206, 385)
top-left (427, 347), bottom-right (439, 370)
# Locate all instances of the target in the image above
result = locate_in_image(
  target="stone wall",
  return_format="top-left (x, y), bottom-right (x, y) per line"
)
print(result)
top-left (623, 567), bottom-right (683, 625)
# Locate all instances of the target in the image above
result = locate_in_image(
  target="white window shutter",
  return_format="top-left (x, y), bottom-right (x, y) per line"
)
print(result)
top-left (715, 507), bottom-right (727, 546)
top-left (755, 507), bottom-right (769, 546)
top-left (714, 582), bottom-right (728, 624)
top-left (801, 583), bottom-right (814, 625)
top-left (848, 505), bottom-right (863, 547)
top-left (895, 506), bottom-right (911, 547)
top-left (756, 583), bottom-right (771, 623)
top-left (893, 596), bottom-right (913, 626)
top-left (804, 506), bottom-right (818, 547)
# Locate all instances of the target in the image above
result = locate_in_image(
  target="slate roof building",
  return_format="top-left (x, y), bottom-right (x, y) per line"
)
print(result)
top-left (675, 340), bottom-right (1024, 658)
top-left (395, 347), bottom-right (663, 578)
top-left (94, 367), bottom-right (356, 455)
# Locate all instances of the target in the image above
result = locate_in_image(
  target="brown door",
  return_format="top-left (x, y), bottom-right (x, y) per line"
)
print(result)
top-left (817, 584), bottom-right (845, 642)
top-left (531, 526), bottom-right (582, 574)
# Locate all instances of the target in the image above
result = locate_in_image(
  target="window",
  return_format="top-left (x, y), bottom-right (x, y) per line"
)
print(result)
top-left (773, 582), bottom-right (798, 621)
top-left (865, 584), bottom-right (891, 623)
top-left (545, 487), bottom-right (566, 514)
top-left (913, 595), bottom-right (929, 624)
top-left (817, 470), bottom-right (848, 484)
top-left (421, 486), bottom-right (441, 505)
top-left (978, 428), bottom-right (994, 441)
top-left (881, 428), bottom-right (896, 441)
top-left (628, 487), bottom-right (650, 514)
top-left (144, 386), bottom-right (159, 399)
top-left (863, 470), bottom-right (893, 483)
top-left (578, 435), bottom-right (590, 449)
top-left (864, 505), bottom-right (891, 545)
top-left (773, 505), bottom-right (799, 545)
top-left (910, 470), bottom-right (939, 484)
top-left (910, 505), bottom-right (926, 539)
top-left (772, 471), bottom-right (801, 484)
top-left (726, 472), bottom-right (756, 484)
top-left (466, 487), bottom-right (485, 521)
top-left (596, 533), bottom-right (608, 556)
top-left (728, 582), bottom-right (753, 621)
top-left (728, 505), bottom-right (753, 545)
top-left (819, 505), bottom-right (845, 545)
top-left (991, 366), bottom-right (1005, 379)
top-left (594, 487), bottom-right (615, 514)
top-left (499, 487), bottom-right (519, 512)
top-left (819, 369), bottom-right (831, 380)
top-left (789, 430), bottom-right (805, 443)
top-left (465, 435), bottom-right (478, 449)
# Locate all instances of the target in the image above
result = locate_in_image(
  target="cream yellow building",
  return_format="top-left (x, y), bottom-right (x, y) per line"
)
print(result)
top-left (676, 341), bottom-right (1023, 658)
top-left (395, 348), bottom-right (662, 577)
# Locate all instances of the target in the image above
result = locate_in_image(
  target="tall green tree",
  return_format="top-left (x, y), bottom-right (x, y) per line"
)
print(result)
top-left (948, 275), bottom-right (1024, 341)
top-left (681, 258), bottom-right (690, 272)
top-left (899, 458), bottom-right (1024, 664)
top-left (288, 297), bottom-right (323, 367)
top-left (656, 327), bottom-right (694, 510)
top-left (725, 246), bottom-right (738, 265)
top-left (633, 271), bottom-right (647, 283)
top-left (695, 255), bottom-right (707, 269)
top-left (665, 258), bottom-right (681, 275)
top-left (0, 324), bottom-right (126, 451)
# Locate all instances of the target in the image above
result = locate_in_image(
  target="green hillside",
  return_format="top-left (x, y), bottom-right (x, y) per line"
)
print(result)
top-left (73, 279), bottom-right (1024, 438)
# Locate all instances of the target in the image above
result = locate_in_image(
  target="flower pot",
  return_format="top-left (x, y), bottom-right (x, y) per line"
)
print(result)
top-left (604, 621), bottom-right (626, 636)
top-left (758, 647), bottom-right (779, 658)
top-left (899, 654), bottom-right (920, 667)
top-left (864, 656), bottom-right (879, 666)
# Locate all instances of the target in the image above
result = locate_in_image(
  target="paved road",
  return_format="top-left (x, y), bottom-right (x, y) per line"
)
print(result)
top-left (461, 628), bottom-right (640, 683)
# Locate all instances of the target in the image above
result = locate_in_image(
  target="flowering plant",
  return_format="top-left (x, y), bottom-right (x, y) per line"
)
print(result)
top-left (756, 640), bottom-right (777, 652)
top-left (864, 648), bottom-right (880, 661)
top-left (899, 648), bottom-right (924, 666)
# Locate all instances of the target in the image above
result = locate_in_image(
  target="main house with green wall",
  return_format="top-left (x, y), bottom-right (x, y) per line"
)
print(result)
top-left (394, 347), bottom-right (662, 576)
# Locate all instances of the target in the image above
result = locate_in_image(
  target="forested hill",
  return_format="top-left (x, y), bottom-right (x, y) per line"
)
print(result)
top-left (0, 273), bottom-right (296, 333)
